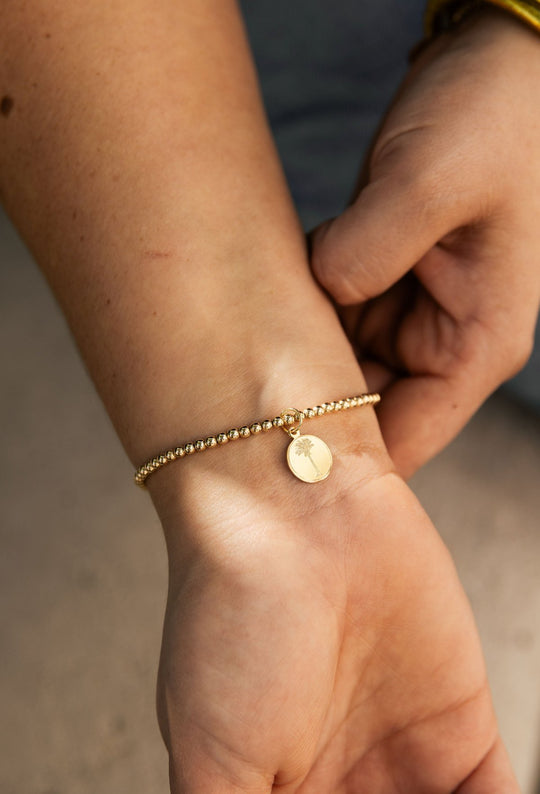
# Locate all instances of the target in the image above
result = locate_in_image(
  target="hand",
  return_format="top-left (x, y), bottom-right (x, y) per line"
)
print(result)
top-left (0, 2), bottom-right (518, 789)
top-left (153, 442), bottom-right (517, 793)
top-left (310, 8), bottom-right (540, 477)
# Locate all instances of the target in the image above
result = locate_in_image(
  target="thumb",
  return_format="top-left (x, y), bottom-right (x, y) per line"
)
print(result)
top-left (310, 167), bottom-right (473, 306)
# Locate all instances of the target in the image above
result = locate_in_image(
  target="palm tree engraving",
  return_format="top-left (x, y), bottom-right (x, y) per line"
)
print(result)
top-left (294, 436), bottom-right (323, 479)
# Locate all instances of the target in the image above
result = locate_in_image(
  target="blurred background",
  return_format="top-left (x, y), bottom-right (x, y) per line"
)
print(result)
top-left (2, 1), bottom-right (540, 791)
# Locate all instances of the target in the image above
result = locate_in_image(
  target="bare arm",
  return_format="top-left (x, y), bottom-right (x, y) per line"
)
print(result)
top-left (0, 0), bottom-right (369, 474)
top-left (0, 4), bottom-right (516, 791)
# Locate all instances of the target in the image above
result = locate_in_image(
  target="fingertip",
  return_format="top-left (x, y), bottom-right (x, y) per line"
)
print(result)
top-left (309, 218), bottom-right (342, 295)
top-left (309, 215), bottom-right (367, 306)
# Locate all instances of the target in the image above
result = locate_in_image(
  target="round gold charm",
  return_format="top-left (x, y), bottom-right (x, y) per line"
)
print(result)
top-left (286, 434), bottom-right (333, 483)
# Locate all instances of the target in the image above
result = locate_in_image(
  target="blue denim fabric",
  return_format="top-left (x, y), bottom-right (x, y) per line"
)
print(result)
top-left (239, 0), bottom-right (425, 231)
top-left (239, 0), bottom-right (539, 410)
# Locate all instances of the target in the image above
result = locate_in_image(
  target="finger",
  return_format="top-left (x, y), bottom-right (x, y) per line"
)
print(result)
top-left (358, 358), bottom-right (396, 394)
top-left (309, 138), bottom-right (482, 306)
top-left (356, 245), bottom-right (537, 476)
top-left (364, 303), bottom-right (536, 479)
top-left (369, 370), bottom-right (486, 479)
top-left (353, 275), bottom-right (418, 369)
top-left (455, 737), bottom-right (520, 794)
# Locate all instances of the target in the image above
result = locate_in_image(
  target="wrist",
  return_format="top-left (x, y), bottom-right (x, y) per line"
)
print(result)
top-left (120, 227), bottom-right (377, 463)
top-left (147, 381), bottom-right (393, 561)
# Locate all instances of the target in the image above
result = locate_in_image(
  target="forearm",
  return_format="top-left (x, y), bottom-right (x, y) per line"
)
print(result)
top-left (0, 0), bottom-right (386, 514)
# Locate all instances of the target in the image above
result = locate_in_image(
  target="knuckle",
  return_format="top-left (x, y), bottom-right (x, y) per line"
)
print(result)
top-left (397, 166), bottom-right (460, 224)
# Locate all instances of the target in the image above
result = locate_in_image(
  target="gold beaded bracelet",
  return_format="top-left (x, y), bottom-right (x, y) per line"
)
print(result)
top-left (425, 0), bottom-right (540, 37)
top-left (134, 392), bottom-right (381, 488)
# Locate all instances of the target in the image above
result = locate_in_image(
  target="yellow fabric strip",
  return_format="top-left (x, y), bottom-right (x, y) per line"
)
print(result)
top-left (425, 0), bottom-right (540, 36)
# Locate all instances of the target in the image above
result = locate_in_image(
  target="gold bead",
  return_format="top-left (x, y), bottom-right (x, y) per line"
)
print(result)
top-left (133, 393), bottom-right (382, 487)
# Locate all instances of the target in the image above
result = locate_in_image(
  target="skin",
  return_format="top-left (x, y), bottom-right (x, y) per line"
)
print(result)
top-left (311, 8), bottom-right (540, 478)
top-left (0, 1), bottom-right (524, 791)
top-left (154, 447), bottom-right (518, 792)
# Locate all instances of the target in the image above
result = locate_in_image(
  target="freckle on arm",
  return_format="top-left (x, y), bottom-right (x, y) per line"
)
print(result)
top-left (143, 250), bottom-right (174, 260)
top-left (1, 95), bottom-right (14, 117)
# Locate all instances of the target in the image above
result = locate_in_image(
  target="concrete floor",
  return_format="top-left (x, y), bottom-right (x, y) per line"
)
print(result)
top-left (1, 208), bottom-right (539, 793)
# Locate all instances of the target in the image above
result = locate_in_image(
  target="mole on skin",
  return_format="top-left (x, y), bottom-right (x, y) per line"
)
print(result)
top-left (1, 96), bottom-right (14, 117)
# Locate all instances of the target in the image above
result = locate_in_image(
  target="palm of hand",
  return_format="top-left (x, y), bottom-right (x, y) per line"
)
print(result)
top-left (157, 474), bottom-right (512, 793)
